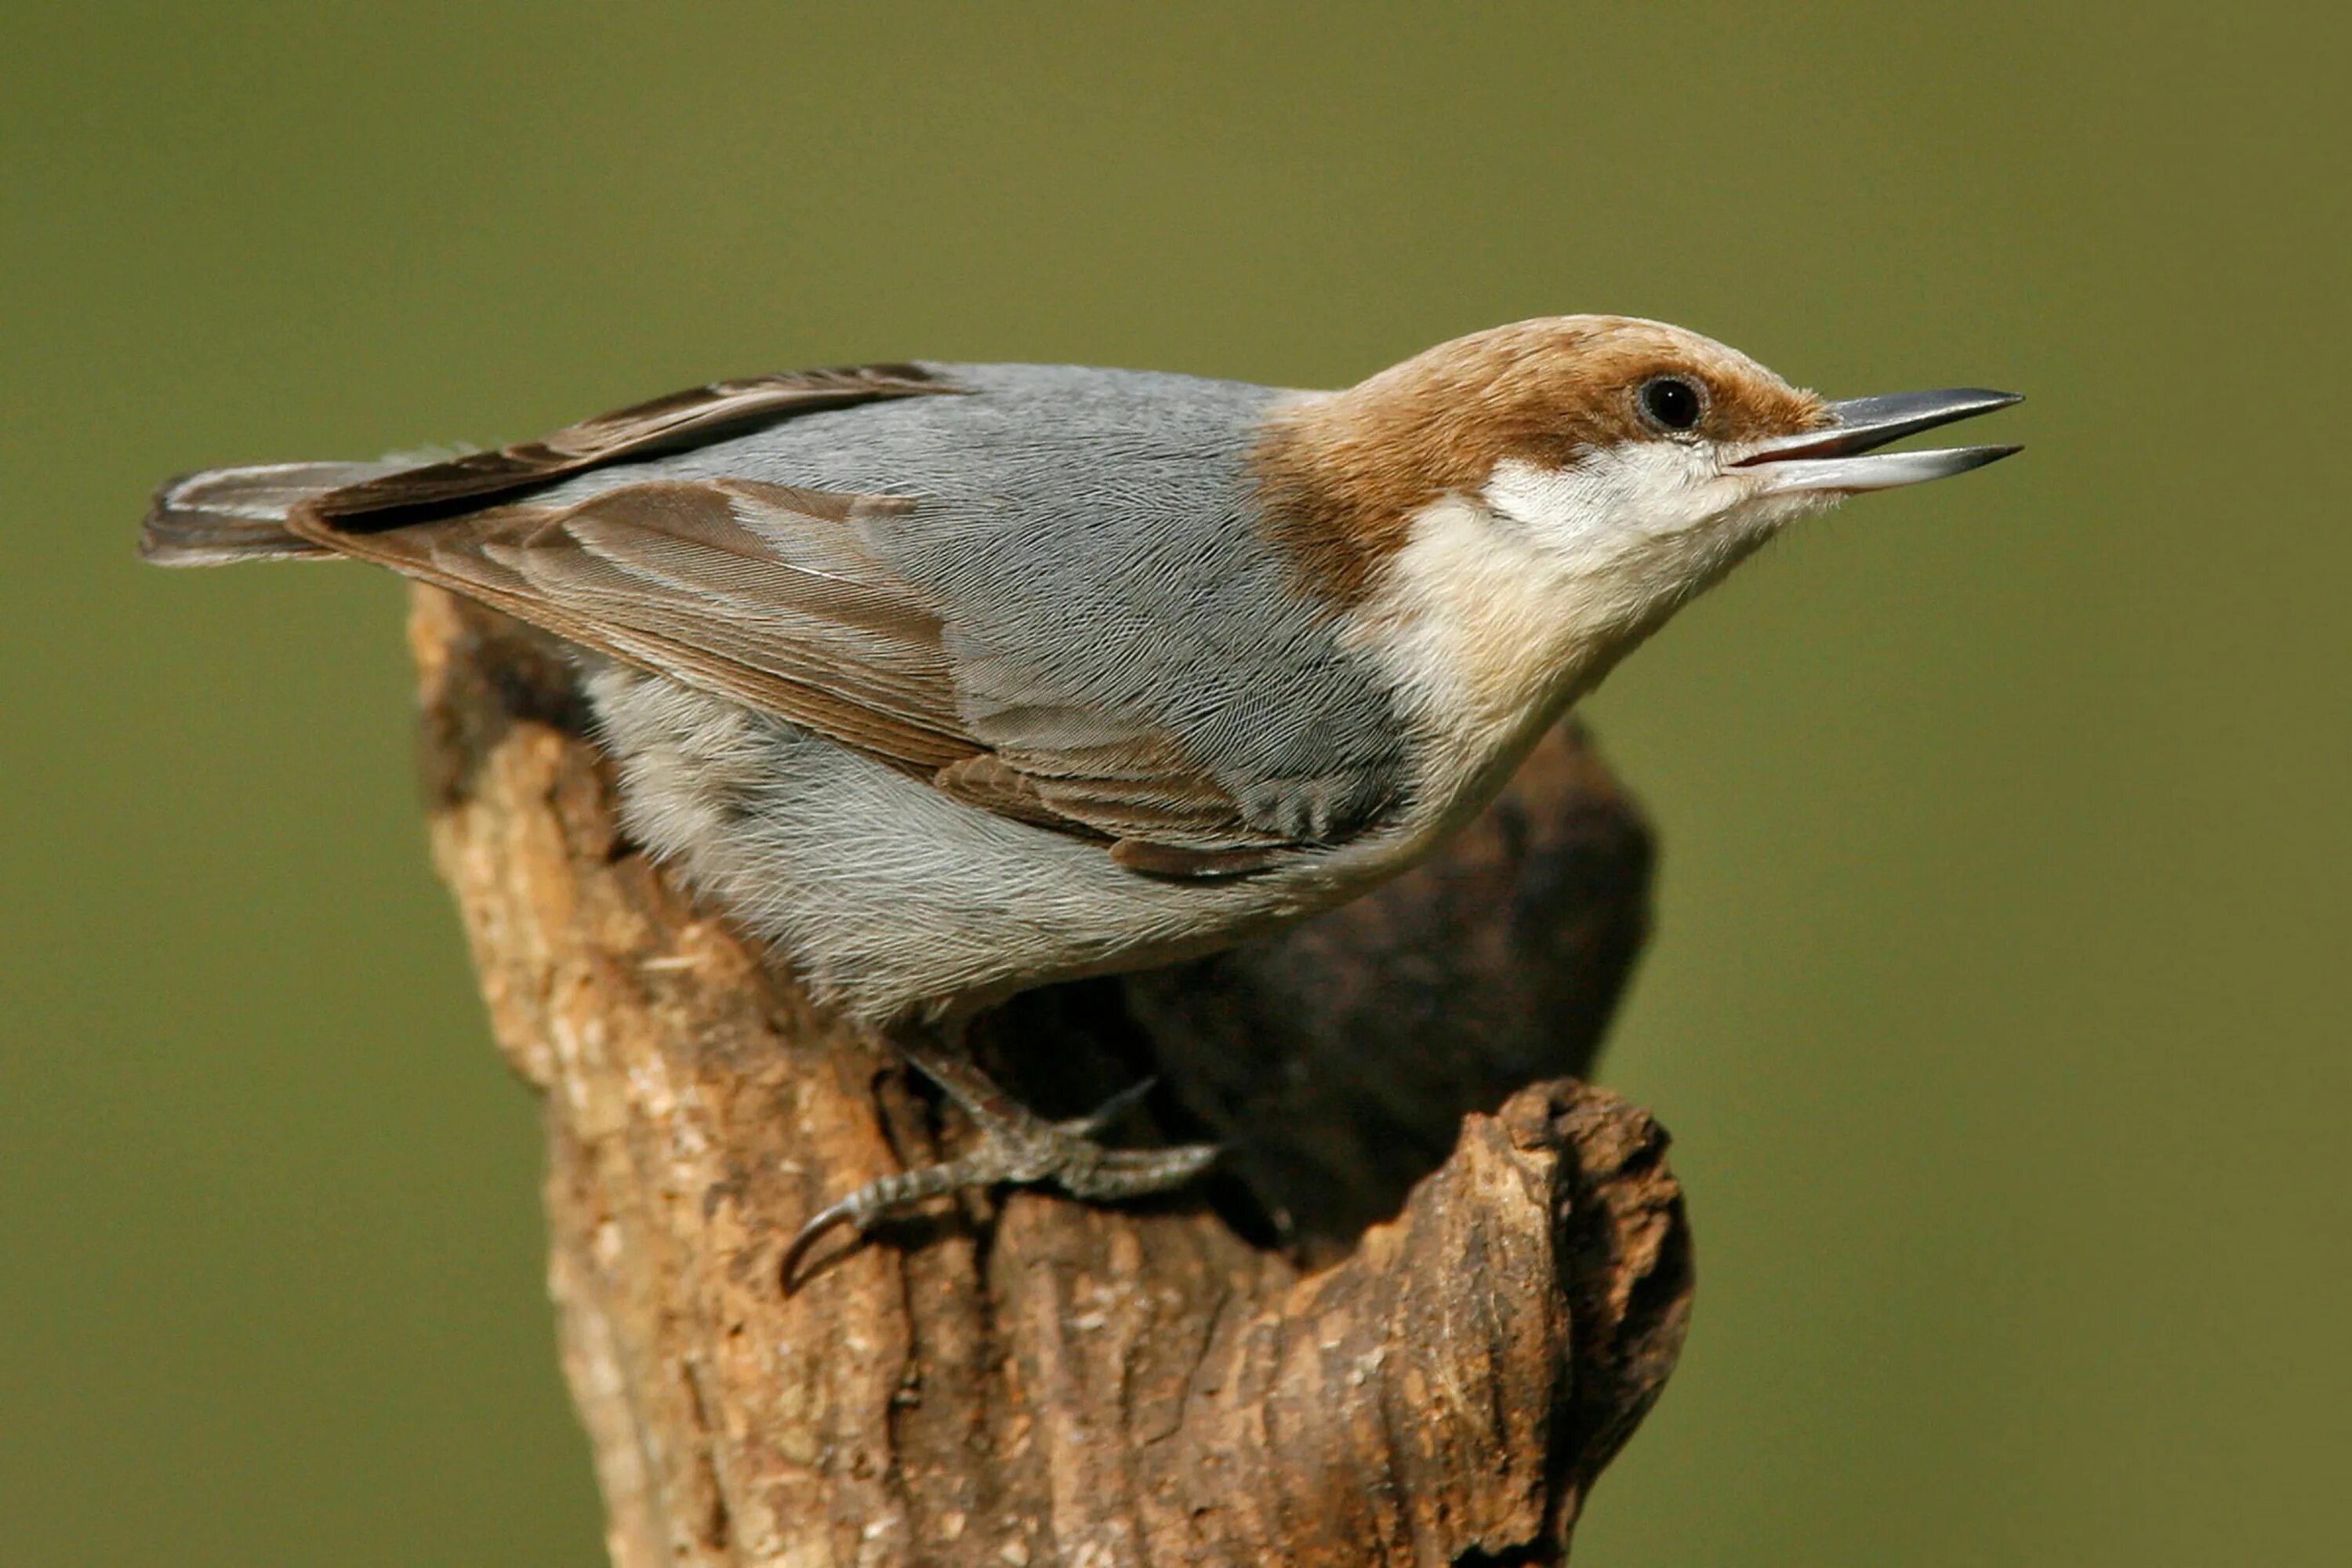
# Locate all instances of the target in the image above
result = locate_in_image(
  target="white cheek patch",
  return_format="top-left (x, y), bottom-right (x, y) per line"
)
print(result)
top-left (1483, 444), bottom-right (1840, 592)
top-left (1482, 446), bottom-right (1729, 564)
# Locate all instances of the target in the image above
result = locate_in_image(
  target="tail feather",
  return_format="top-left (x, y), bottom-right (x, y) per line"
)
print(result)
top-left (141, 460), bottom-right (403, 565)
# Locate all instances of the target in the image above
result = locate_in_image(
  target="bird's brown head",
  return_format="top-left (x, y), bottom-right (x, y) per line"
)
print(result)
top-left (1256, 314), bottom-right (2018, 608)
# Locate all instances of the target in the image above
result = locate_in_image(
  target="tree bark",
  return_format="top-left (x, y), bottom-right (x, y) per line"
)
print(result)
top-left (409, 583), bottom-right (1693, 1568)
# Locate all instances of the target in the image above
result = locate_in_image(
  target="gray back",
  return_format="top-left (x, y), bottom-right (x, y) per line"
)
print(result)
top-left (540, 363), bottom-right (1411, 842)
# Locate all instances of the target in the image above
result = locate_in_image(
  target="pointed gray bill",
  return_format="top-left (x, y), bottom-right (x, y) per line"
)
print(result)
top-left (1734, 387), bottom-right (2023, 493)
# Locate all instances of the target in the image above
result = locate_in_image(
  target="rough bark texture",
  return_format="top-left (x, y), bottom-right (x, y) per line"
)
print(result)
top-left (410, 584), bottom-right (1693, 1568)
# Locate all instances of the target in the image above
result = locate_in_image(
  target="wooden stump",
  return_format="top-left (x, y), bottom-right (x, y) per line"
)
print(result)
top-left (410, 584), bottom-right (1691, 1567)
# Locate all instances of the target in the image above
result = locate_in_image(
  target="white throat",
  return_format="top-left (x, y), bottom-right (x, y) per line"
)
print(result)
top-left (1343, 444), bottom-right (1818, 837)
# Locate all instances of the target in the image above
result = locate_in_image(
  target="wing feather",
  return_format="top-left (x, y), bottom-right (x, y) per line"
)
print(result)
top-left (285, 371), bottom-right (1327, 873)
top-left (307, 365), bottom-right (955, 528)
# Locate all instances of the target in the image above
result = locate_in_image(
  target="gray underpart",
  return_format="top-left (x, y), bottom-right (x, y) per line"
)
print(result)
top-left (587, 661), bottom-right (1414, 1025)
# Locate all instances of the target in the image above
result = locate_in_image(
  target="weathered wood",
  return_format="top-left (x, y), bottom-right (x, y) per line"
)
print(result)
top-left (411, 583), bottom-right (1691, 1567)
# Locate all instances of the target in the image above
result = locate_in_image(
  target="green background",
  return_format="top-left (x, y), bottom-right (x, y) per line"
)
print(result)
top-left (5, 4), bottom-right (2344, 1563)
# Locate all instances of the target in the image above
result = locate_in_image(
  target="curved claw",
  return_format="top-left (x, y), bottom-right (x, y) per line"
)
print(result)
top-left (780, 1190), bottom-right (872, 1292)
top-left (780, 1152), bottom-right (994, 1291)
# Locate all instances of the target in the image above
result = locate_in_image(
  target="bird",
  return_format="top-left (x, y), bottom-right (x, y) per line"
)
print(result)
top-left (142, 314), bottom-right (2019, 1279)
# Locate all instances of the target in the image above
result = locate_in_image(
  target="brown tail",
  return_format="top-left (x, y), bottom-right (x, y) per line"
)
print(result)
top-left (140, 461), bottom-right (404, 566)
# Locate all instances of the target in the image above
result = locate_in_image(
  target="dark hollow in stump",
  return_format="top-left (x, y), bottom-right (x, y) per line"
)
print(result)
top-left (411, 585), bottom-right (1693, 1568)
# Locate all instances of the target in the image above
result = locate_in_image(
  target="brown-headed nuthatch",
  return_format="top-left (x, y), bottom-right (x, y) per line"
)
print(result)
top-left (143, 315), bottom-right (2019, 1279)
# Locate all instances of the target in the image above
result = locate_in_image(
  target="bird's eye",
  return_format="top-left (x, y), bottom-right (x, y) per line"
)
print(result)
top-left (1639, 376), bottom-right (1704, 433)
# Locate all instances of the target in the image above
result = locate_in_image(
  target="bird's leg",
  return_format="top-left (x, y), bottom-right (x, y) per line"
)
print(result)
top-left (782, 1029), bottom-right (1219, 1287)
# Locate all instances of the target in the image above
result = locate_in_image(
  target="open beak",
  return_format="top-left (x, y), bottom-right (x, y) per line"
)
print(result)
top-left (1733, 388), bottom-right (2023, 493)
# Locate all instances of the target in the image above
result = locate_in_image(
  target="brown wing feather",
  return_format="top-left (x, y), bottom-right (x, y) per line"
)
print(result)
top-left (306, 481), bottom-right (982, 773)
top-left (931, 754), bottom-right (1096, 833)
top-left (309, 365), bottom-right (955, 529)
top-left (1017, 735), bottom-right (1274, 847)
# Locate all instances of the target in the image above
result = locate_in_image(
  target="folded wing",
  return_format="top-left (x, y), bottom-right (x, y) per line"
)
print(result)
top-left (289, 372), bottom-right (1325, 875)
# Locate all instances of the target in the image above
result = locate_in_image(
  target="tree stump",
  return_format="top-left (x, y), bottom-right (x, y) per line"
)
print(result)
top-left (409, 583), bottom-right (1693, 1567)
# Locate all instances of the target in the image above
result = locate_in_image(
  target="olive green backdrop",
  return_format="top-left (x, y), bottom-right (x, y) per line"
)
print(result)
top-left (5, 4), bottom-right (2344, 1563)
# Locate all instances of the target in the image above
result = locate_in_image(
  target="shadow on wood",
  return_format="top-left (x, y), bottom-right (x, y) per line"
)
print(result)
top-left (411, 584), bottom-right (1692, 1567)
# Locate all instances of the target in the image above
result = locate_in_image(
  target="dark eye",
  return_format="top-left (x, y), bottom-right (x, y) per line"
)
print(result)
top-left (1639, 376), bottom-right (1704, 433)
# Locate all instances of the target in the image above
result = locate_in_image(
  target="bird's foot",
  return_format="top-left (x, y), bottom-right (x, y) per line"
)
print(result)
top-left (782, 1046), bottom-right (1218, 1288)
